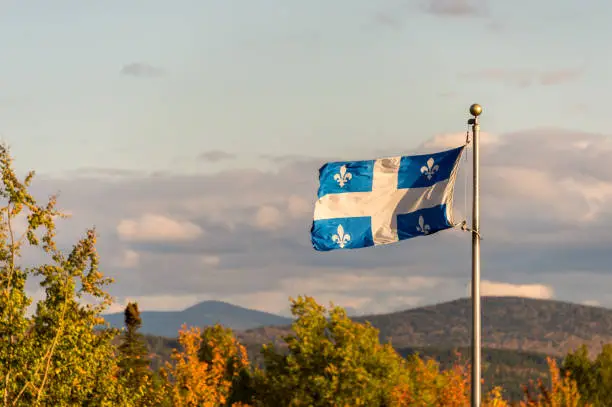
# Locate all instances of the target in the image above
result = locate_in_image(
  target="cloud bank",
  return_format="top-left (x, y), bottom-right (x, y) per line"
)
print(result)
top-left (22, 128), bottom-right (612, 316)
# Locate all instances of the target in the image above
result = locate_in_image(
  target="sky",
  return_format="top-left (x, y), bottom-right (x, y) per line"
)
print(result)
top-left (2, 0), bottom-right (612, 316)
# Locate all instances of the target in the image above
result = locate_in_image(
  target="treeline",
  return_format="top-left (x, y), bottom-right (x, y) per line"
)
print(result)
top-left (143, 335), bottom-right (561, 402)
top-left (0, 144), bottom-right (608, 406)
top-left (397, 347), bottom-right (561, 402)
top-left (116, 296), bottom-right (608, 407)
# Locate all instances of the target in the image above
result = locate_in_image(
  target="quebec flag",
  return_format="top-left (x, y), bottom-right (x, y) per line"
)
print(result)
top-left (311, 145), bottom-right (465, 251)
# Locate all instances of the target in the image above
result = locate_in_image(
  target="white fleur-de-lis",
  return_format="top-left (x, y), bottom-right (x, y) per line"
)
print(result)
top-left (416, 216), bottom-right (430, 235)
top-left (333, 165), bottom-right (352, 187)
top-left (420, 157), bottom-right (439, 180)
top-left (331, 224), bottom-right (351, 248)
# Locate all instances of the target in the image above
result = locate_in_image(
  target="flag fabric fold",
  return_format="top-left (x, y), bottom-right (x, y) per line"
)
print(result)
top-left (311, 145), bottom-right (465, 251)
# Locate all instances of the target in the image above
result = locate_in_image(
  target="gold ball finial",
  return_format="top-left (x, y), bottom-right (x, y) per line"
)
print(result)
top-left (469, 103), bottom-right (482, 117)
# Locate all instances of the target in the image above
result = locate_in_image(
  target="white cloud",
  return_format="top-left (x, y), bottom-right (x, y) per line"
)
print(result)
top-left (222, 290), bottom-right (376, 317)
top-left (116, 214), bottom-right (203, 242)
top-left (582, 300), bottom-right (601, 307)
top-left (361, 295), bottom-right (422, 315)
top-left (252, 205), bottom-right (284, 230)
top-left (200, 255), bottom-right (221, 266)
top-left (284, 274), bottom-right (441, 294)
top-left (219, 273), bottom-right (440, 316)
top-left (560, 178), bottom-right (612, 221)
top-left (486, 166), bottom-right (612, 223)
top-left (484, 166), bottom-right (584, 223)
top-left (222, 289), bottom-right (423, 317)
top-left (421, 131), bottom-right (499, 151)
top-left (114, 249), bottom-right (140, 268)
top-left (287, 195), bottom-right (311, 218)
top-left (470, 280), bottom-right (554, 299)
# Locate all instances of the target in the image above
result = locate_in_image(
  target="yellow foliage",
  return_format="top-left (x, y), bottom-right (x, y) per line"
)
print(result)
top-left (162, 324), bottom-right (251, 407)
top-left (390, 351), bottom-right (509, 407)
top-left (151, 297), bottom-right (593, 407)
top-left (520, 357), bottom-right (590, 407)
top-left (156, 332), bottom-right (591, 407)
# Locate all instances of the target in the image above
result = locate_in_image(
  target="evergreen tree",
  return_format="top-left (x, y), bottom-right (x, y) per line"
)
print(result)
top-left (118, 302), bottom-right (151, 386)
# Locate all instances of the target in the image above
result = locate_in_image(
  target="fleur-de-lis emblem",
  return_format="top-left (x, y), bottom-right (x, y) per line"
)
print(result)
top-left (332, 224), bottom-right (351, 248)
top-left (333, 165), bottom-right (352, 187)
top-left (416, 216), bottom-right (430, 235)
top-left (420, 157), bottom-right (439, 180)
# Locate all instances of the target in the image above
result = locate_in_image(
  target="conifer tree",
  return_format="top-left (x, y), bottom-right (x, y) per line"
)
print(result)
top-left (118, 302), bottom-right (151, 386)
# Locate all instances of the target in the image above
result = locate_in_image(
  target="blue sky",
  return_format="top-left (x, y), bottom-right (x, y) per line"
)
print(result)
top-left (1, 0), bottom-right (611, 175)
top-left (4, 1), bottom-right (612, 316)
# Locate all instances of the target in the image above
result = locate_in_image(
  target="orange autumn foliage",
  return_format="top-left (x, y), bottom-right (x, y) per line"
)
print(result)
top-left (157, 325), bottom-right (592, 407)
top-left (159, 332), bottom-right (592, 407)
top-left (389, 353), bottom-right (592, 407)
top-left (162, 324), bottom-right (251, 407)
top-left (151, 297), bottom-right (593, 407)
top-left (390, 351), bottom-right (508, 407)
top-left (520, 357), bottom-right (590, 407)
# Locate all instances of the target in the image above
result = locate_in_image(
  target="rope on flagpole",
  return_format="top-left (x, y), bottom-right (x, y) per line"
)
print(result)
top-left (453, 125), bottom-right (482, 240)
top-left (464, 123), bottom-right (471, 230)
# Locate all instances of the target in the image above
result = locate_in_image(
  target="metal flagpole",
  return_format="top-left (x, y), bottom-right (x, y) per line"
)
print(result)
top-left (469, 103), bottom-right (483, 407)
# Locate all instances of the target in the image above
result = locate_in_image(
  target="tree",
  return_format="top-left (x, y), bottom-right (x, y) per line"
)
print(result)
top-left (521, 357), bottom-right (588, 407)
top-left (391, 354), bottom-right (509, 407)
top-left (0, 143), bottom-right (122, 406)
top-left (117, 302), bottom-right (155, 404)
top-left (253, 296), bottom-right (514, 407)
top-left (561, 344), bottom-right (612, 406)
top-left (197, 324), bottom-right (254, 406)
top-left (118, 302), bottom-right (151, 381)
top-left (162, 324), bottom-right (251, 407)
top-left (254, 296), bottom-right (412, 406)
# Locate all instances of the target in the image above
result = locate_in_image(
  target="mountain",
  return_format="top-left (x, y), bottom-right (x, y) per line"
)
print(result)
top-left (238, 296), bottom-right (612, 357)
top-left (102, 300), bottom-right (292, 337)
top-left (134, 296), bottom-right (612, 402)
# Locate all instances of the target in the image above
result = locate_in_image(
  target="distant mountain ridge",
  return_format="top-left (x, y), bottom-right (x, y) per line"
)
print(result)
top-left (237, 296), bottom-right (612, 357)
top-left (105, 296), bottom-right (612, 358)
top-left (134, 296), bottom-right (611, 403)
top-left (102, 300), bottom-right (292, 337)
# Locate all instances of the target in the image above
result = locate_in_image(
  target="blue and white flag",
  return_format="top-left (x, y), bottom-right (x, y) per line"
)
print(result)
top-left (311, 145), bottom-right (465, 251)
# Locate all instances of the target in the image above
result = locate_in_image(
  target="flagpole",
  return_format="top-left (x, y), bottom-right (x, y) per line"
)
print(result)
top-left (469, 103), bottom-right (483, 407)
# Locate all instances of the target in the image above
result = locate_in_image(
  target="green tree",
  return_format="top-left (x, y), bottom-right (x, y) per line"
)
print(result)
top-left (117, 302), bottom-right (152, 398)
top-left (562, 344), bottom-right (612, 406)
top-left (118, 303), bottom-right (150, 379)
top-left (0, 144), bottom-right (123, 406)
top-left (253, 295), bottom-right (411, 407)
